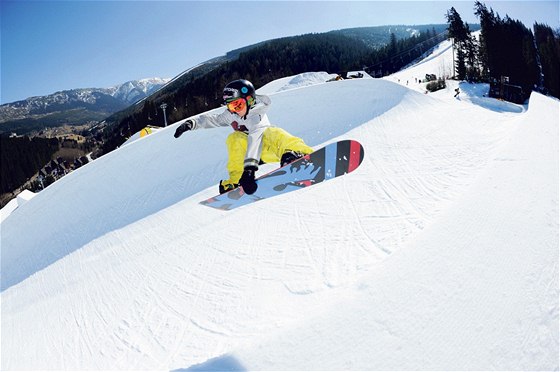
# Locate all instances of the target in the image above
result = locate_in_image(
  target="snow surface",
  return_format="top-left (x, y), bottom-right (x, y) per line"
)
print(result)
top-left (1, 38), bottom-right (558, 370)
top-left (259, 72), bottom-right (340, 94)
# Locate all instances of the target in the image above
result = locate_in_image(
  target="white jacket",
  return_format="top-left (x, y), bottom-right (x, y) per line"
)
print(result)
top-left (189, 94), bottom-right (272, 170)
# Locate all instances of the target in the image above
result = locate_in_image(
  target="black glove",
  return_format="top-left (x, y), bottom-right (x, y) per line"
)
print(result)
top-left (174, 119), bottom-right (194, 138)
top-left (239, 167), bottom-right (258, 195)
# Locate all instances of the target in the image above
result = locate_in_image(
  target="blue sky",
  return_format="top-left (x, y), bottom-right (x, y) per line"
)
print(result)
top-left (1, 1), bottom-right (558, 104)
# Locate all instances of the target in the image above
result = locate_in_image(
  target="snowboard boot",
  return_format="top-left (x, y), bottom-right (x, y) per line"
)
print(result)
top-left (219, 181), bottom-right (238, 194)
top-left (280, 151), bottom-right (305, 167)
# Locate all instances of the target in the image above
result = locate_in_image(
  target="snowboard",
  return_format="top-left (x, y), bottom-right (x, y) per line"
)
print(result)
top-left (200, 139), bottom-right (364, 211)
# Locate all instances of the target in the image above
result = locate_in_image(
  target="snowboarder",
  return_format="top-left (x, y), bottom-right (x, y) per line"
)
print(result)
top-left (454, 87), bottom-right (460, 98)
top-left (174, 79), bottom-right (313, 195)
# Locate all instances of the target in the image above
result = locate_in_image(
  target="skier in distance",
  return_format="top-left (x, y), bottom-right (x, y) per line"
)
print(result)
top-left (174, 79), bottom-right (313, 195)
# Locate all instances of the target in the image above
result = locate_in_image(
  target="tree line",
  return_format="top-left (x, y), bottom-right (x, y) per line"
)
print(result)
top-left (446, 1), bottom-right (559, 99)
top-left (362, 26), bottom-right (450, 77)
top-left (1, 136), bottom-right (59, 194)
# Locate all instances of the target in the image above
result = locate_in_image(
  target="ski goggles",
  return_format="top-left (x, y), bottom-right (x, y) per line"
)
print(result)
top-left (226, 98), bottom-right (246, 113)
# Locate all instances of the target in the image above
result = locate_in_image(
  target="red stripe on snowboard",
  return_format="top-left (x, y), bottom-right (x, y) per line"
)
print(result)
top-left (348, 140), bottom-right (361, 173)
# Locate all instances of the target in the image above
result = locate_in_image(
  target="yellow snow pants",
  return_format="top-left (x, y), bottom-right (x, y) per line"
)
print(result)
top-left (221, 127), bottom-right (313, 188)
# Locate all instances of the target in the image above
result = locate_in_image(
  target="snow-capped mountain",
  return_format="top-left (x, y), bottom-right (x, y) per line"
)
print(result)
top-left (1, 38), bottom-right (558, 371)
top-left (105, 77), bottom-right (170, 105)
top-left (0, 78), bottom-right (170, 124)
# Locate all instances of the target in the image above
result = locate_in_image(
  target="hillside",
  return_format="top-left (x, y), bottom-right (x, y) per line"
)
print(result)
top-left (1, 40), bottom-right (558, 370)
top-left (330, 23), bottom-right (450, 48)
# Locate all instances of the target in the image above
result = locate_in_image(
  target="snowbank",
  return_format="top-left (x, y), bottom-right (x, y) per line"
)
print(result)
top-left (258, 71), bottom-right (372, 95)
top-left (0, 190), bottom-right (36, 223)
top-left (257, 71), bottom-right (338, 94)
top-left (16, 189), bottom-right (35, 206)
top-left (0, 198), bottom-right (18, 223)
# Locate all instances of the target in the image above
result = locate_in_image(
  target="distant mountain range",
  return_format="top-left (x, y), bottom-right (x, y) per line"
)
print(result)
top-left (0, 78), bottom-right (170, 135)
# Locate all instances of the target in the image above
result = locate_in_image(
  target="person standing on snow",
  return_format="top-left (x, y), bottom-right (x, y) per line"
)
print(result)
top-left (454, 87), bottom-right (460, 98)
top-left (174, 79), bottom-right (313, 195)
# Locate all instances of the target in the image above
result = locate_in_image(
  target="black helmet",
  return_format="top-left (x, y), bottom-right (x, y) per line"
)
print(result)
top-left (223, 79), bottom-right (255, 104)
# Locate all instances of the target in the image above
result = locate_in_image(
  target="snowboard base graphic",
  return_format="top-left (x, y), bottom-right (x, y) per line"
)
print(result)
top-left (200, 139), bottom-right (364, 211)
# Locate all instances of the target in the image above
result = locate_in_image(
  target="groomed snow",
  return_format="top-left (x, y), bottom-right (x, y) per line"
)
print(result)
top-left (1, 38), bottom-right (558, 370)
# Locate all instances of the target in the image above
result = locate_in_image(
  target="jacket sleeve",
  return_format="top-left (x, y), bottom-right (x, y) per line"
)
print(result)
top-left (189, 109), bottom-right (232, 130)
top-left (255, 94), bottom-right (271, 107)
top-left (189, 94), bottom-right (270, 130)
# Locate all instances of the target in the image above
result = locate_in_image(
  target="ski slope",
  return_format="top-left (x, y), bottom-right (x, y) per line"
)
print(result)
top-left (1, 39), bottom-right (558, 370)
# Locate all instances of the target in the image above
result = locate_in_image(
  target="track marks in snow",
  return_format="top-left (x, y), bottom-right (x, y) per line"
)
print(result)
top-left (2, 78), bottom-right (537, 370)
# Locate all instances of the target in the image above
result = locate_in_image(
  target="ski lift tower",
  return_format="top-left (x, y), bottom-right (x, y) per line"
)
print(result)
top-left (160, 103), bottom-right (168, 127)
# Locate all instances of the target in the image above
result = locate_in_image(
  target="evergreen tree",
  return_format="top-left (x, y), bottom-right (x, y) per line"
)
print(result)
top-left (474, 1), bottom-right (495, 80)
top-left (474, 1), bottom-right (539, 100)
top-left (389, 32), bottom-right (398, 56)
top-left (465, 30), bottom-right (480, 81)
top-left (534, 23), bottom-right (560, 97)
top-left (446, 7), bottom-right (469, 79)
top-left (456, 47), bottom-right (467, 80)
